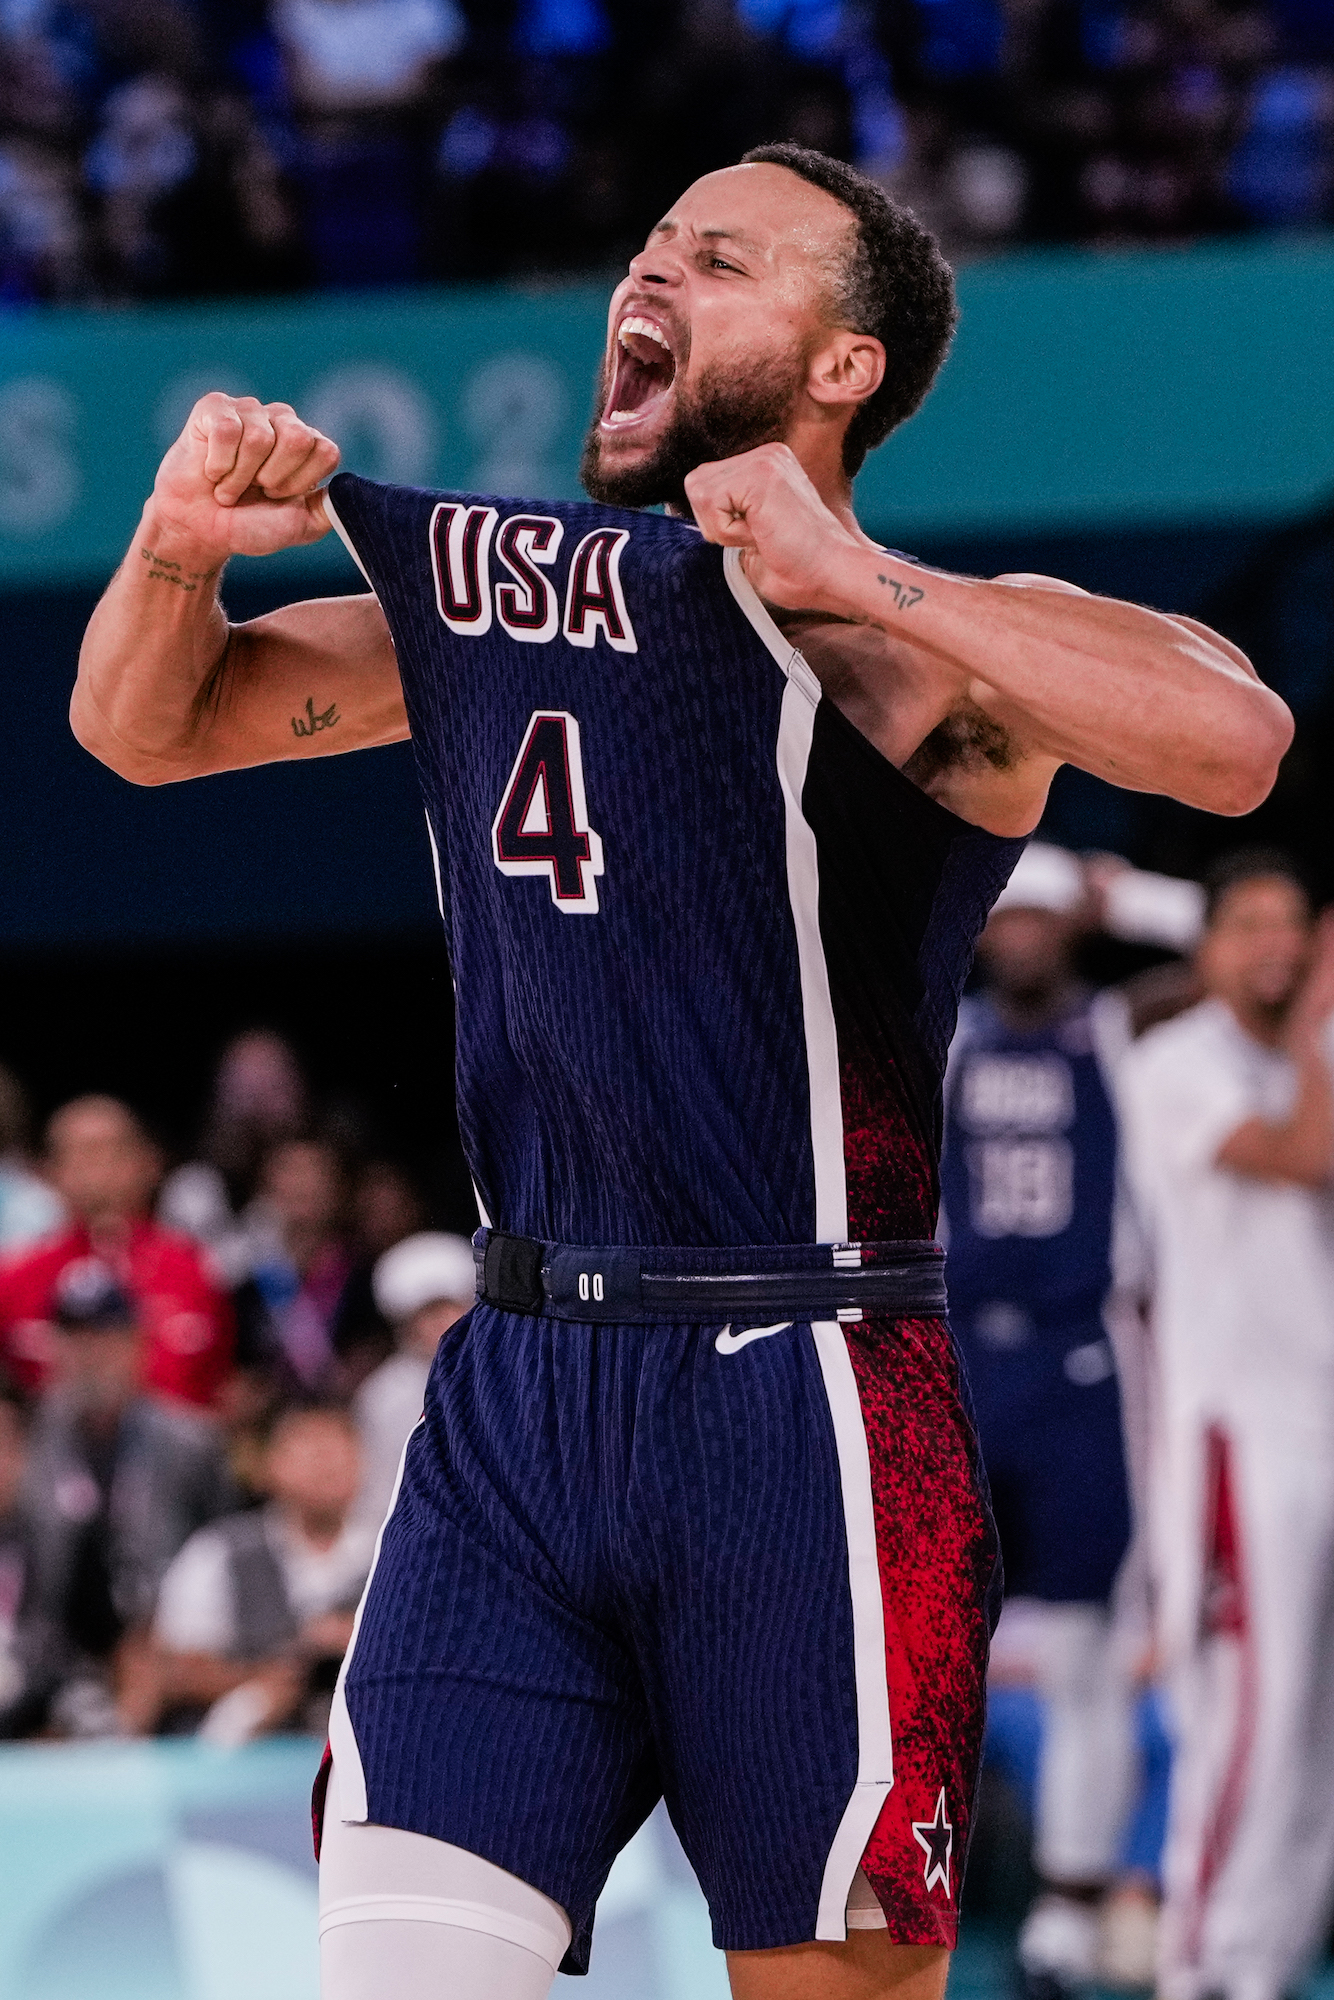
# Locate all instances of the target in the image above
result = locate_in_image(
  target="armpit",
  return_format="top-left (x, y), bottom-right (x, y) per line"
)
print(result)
top-left (902, 703), bottom-right (1016, 788)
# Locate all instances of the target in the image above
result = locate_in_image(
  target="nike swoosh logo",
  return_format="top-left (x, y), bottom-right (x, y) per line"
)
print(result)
top-left (714, 1321), bottom-right (793, 1355)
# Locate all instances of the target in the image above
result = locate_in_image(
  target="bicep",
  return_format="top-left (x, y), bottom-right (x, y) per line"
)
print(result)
top-left (188, 593), bottom-right (408, 777)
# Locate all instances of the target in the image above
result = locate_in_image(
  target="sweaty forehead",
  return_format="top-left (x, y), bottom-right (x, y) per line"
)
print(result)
top-left (656, 163), bottom-right (854, 266)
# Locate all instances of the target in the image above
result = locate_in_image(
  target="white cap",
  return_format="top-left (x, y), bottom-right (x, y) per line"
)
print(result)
top-left (990, 842), bottom-right (1085, 918)
top-left (373, 1232), bottom-right (476, 1322)
top-left (1102, 867), bottom-right (1205, 952)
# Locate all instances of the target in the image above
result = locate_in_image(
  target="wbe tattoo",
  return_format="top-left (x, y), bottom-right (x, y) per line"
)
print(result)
top-left (139, 546), bottom-right (219, 592)
top-left (291, 696), bottom-right (340, 738)
top-left (878, 572), bottom-right (924, 610)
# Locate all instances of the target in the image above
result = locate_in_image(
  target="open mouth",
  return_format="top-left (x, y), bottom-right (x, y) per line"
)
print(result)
top-left (601, 315), bottom-right (677, 431)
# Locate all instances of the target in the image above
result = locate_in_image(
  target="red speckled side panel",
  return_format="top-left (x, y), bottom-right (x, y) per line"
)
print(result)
top-left (846, 1316), bottom-right (998, 1945)
top-left (839, 1050), bottom-right (939, 1242)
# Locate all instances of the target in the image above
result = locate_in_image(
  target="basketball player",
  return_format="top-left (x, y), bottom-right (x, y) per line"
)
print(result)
top-left (1119, 854), bottom-right (1334, 2000)
top-left (71, 145), bottom-right (1288, 2000)
top-left (941, 843), bottom-right (1138, 1995)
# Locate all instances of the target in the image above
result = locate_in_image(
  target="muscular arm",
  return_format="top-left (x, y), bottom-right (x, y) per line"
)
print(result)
top-left (72, 394), bottom-right (408, 785)
top-left (686, 446), bottom-right (1292, 833)
top-left (1214, 913), bottom-right (1334, 1190)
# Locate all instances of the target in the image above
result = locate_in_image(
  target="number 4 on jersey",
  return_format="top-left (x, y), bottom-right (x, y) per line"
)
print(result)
top-left (491, 711), bottom-right (604, 914)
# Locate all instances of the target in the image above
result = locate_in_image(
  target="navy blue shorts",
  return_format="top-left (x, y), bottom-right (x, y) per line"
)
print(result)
top-left (953, 1312), bottom-right (1131, 1604)
top-left (327, 1303), bottom-right (999, 1973)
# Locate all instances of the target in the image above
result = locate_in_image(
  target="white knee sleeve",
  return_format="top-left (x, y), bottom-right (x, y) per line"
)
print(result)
top-left (319, 1761), bottom-right (573, 2000)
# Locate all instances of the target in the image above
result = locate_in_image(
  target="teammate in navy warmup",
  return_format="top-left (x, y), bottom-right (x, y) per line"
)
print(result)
top-left (941, 845), bottom-right (1139, 1998)
top-left (72, 145), bottom-right (1287, 2000)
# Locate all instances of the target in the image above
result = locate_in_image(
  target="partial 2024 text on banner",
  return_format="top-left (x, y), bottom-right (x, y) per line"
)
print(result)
top-left (0, 236), bottom-right (1332, 588)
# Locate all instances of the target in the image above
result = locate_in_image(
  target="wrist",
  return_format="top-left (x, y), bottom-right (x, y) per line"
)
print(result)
top-left (136, 499), bottom-right (228, 583)
top-left (837, 541), bottom-right (940, 627)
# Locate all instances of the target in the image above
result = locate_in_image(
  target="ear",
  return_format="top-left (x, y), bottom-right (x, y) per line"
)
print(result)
top-left (806, 331), bottom-right (885, 409)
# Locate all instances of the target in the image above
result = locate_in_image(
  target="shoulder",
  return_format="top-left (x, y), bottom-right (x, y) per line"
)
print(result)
top-left (1120, 1003), bottom-right (1250, 1123)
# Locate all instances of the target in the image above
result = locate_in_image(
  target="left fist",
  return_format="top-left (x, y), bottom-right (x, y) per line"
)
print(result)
top-left (684, 443), bottom-right (862, 613)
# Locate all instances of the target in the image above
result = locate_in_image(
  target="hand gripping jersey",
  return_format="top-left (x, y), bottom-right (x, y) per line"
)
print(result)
top-left (319, 477), bottom-right (1023, 1972)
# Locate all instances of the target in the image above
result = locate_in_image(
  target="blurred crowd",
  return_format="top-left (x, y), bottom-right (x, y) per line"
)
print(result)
top-left (0, 0), bottom-right (1332, 306)
top-left (0, 1028), bottom-right (475, 1746)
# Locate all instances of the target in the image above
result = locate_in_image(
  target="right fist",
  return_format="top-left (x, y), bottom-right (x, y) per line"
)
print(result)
top-left (151, 393), bottom-right (341, 558)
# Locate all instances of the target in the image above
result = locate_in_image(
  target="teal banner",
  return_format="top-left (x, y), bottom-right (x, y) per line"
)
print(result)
top-left (0, 235), bottom-right (1332, 587)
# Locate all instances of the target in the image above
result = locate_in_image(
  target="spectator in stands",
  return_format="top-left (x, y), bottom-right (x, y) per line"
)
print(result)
top-left (145, 1402), bottom-right (373, 1742)
top-left (0, 1096), bottom-right (234, 1409)
top-left (0, 1064), bottom-right (63, 1252)
top-left (245, 1136), bottom-right (373, 1393)
top-left (355, 1229), bottom-right (473, 1527)
top-left (159, 1028), bottom-right (310, 1287)
top-left (274, 0), bottom-right (464, 286)
top-left (1120, 851), bottom-right (1334, 2000)
top-left (0, 1384), bottom-right (62, 1736)
top-left (351, 1157), bottom-right (427, 1265)
top-left (24, 1260), bottom-right (236, 1737)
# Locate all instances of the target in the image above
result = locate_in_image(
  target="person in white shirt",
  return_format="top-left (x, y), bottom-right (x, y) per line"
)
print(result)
top-left (1119, 851), bottom-right (1334, 2000)
top-left (353, 1232), bottom-right (475, 1529)
top-left (146, 1403), bottom-right (375, 1743)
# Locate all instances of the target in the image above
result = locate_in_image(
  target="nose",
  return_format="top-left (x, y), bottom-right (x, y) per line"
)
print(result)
top-left (627, 243), bottom-right (681, 289)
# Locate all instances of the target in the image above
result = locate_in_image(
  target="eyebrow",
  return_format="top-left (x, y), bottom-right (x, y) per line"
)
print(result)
top-left (648, 220), bottom-right (765, 255)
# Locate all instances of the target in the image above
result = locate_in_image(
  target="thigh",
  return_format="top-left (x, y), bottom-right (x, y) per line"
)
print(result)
top-left (333, 1311), bottom-right (659, 1976)
top-left (320, 1758), bottom-right (571, 2000)
top-left (633, 1315), bottom-right (996, 1958)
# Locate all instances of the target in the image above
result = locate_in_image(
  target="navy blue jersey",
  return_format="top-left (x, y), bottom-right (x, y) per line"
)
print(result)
top-left (326, 475), bottom-right (1023, 1250)
top-left (939, 993), bottom-right (1129, 1600)
top-left (941, 994), bottom-right (1118, 1324)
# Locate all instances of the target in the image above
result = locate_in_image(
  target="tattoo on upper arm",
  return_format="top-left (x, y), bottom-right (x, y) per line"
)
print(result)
top-left (291, 696), bottom-right (340, 739)
top-left (878, 572), bottom-right (924, 611)
top-left (139, 545), bottom-right (220, 593)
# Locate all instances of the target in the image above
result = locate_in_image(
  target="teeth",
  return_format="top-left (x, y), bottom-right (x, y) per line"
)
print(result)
top-left (618, 315), bottom-right (671, 353)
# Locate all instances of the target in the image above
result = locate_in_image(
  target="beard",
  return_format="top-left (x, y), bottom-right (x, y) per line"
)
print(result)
top-left (579, 347), bottom-right (808, 513)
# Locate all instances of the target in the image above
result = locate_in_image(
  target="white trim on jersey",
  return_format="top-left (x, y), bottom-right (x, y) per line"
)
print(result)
top-left (722, 545), bottom-right (896, 1943)
top-left (424, 809), bottom-right (445, 921)
top-left (329, 1416), bottom-right (424, 1823)
top-left (322, 487), bottom-right (378, 591)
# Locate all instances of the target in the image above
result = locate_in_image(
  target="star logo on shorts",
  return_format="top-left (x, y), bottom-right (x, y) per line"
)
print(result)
top-left (912, 1788), bottom-right (953, 1898)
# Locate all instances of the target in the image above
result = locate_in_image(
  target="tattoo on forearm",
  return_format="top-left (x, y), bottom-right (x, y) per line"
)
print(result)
top-left (139, 545), bottom-right (220, 593)
top-left (291, 696), bottom-right (340, 739)
top-left (878, 572), bottom-right (924, 611)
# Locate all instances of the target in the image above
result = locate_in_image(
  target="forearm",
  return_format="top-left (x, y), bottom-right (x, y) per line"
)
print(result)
top-left (73, 501), bottom-right (232, 782)
top-left (829, 546), bottom-right (1291, 815)
top-left (75, 503), bottom-right (407, 786)
top-left (1216, 1046), bottom-right (1334, 1187)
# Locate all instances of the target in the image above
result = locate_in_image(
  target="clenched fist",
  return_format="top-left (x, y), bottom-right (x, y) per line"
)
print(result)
top-left (683, 442), bottom-right (865, 615)
top-left (152, 393), bottom-right (341, 560)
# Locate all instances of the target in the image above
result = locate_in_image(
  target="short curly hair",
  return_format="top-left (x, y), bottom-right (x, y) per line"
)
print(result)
top-left (740, 142), bottom-right (958, 477)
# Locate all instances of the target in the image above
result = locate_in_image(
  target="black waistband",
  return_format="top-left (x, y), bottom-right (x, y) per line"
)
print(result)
top-left (473, 1228), bottom-right (947, 1325)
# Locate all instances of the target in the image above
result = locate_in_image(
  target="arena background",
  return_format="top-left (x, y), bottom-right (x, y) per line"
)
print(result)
top-left (1, 0), bottom-right (1333, 1990)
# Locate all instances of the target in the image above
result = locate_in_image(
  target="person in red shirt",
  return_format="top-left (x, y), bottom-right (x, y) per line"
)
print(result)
top-left (0, 1096), bottom-right (234, 1409)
